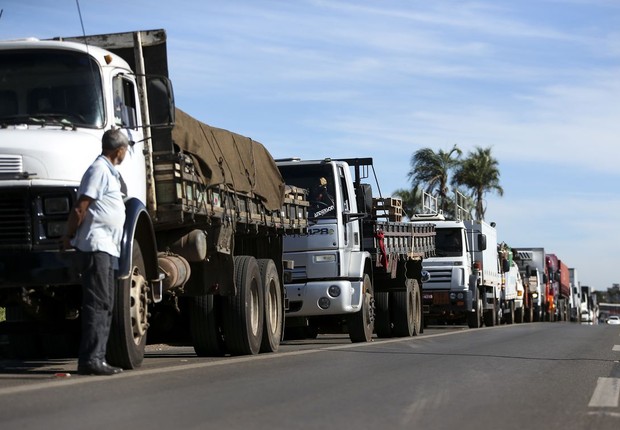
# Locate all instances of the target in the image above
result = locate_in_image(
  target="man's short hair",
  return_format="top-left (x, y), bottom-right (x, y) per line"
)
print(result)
top-left (102, 129), bottom-right (129, 151)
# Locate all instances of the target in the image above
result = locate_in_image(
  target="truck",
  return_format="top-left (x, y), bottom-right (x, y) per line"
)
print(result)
top-left (275, 157), bottom-right (435, 342)
top-left (545, 254), bottom-right (570, 321)
top-left (513, 248), bottom-right (551, 322)
top-left (580, 285), bottom-right (596, 323)
top-left (0, 29), bottom-right (308, 368)
top-left (411, 191), bottom-right (503, 328)
top-left (569, 268), bottom-right (581, 322)
top-left (497, 243), bottom-right (525, 324)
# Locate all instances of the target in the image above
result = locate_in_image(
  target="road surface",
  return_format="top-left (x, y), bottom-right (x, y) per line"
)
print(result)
top-left (0, 322), bottom-right (619, 429)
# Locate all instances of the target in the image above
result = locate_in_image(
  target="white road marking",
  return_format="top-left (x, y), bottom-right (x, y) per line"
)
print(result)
top-left (589, 377), bottom-right (620, 408)
top-left (612, 345), bottom-right (620, 352)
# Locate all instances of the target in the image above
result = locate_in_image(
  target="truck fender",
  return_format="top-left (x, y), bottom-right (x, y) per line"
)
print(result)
top-left (119, 197), bottom-right (162, 302)
top-left (348, 251), bottom-right (373, 308)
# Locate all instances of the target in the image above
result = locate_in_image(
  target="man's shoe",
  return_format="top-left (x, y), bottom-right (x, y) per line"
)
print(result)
top-left (77, 360), bottom-right (123, 376)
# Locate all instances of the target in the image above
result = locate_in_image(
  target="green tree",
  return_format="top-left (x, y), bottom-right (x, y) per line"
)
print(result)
top-left (452, 146), bottom-right (503, 221)
top-left (407, 144), bottom-right (462, 214)
top-left (393, 185), bottom-right (423, 219)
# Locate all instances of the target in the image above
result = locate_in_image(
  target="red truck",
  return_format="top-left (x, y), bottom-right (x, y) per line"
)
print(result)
top-left (545, 254), bottom-right (570, 321)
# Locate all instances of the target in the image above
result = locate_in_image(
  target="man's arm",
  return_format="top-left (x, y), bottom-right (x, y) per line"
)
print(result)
top-left (61, 195), bottom-right (94, 250)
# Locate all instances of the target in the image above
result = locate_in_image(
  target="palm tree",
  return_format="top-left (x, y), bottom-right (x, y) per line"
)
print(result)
top-left (452, 146), bottom-right (503, 220)
top-left (407, 144), bottom-right (462, 214)
top-left (393, 185), bottom-right (423, 219)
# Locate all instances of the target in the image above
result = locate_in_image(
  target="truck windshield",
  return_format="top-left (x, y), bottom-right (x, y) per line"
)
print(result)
top-left (0, 50), bottom-right (104, 128)
top-left (435, 228), bottom-right (463, 257)
top-left (278, 164), bottom-right (337, 219)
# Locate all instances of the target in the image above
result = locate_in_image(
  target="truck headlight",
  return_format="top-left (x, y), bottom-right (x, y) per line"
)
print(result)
top-left (46, 221), bottom-right (66, 238)
top-left (43, 196), bottom-right (70, 214)
top-left (314, 254), bottom-right (336, 263)
top-left (328, 285), bottom-right (341, 297)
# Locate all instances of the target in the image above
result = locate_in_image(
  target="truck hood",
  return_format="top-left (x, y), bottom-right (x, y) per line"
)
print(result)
top-left (0, 126), bottom-right (101, 182)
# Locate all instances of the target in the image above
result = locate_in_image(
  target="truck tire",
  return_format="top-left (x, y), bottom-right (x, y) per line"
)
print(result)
top-left (221, 256), bottom-right (264, 355)
top-left (467, 296), bottom-right (483, 328)
top-left (391, 279), bottom-right (422, 337)
top-left (348, 274), bottom-right (374, 343)
top-left (374, 291), bottom-right (391, 338)
top-left (258, 259), bottom-right (282, 353)
top-left (515, 306), bottom-right (524, 324)
top-left (107, 241), bottom-right (148, 369)
top-left (483, 301), bottom-right (497, 327)
top-left (191, 294), bottom-right (225, 356)
top-left (505, 301), bottom-right (515, 324)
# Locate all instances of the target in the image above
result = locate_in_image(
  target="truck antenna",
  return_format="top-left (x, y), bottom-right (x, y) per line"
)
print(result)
top-left (75, 0), bottom-right (88, 40)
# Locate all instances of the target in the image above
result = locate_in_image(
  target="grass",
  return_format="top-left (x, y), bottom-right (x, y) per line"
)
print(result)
top-left (0, 307), bottom-right (5, 322)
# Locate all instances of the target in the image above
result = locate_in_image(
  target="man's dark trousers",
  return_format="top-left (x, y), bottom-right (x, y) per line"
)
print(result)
top-left (77, 251), bottom-right (117, 366)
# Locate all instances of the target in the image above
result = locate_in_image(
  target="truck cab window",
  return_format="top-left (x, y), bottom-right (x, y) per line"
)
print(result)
top-left (278, 164), bottom-right (337, 219)
top-left (0, 50), bottom-right (104, 127)
top-left (435, 228), bottom-right (463, 257)
top-left (113, 75), bottom-right (138, 129)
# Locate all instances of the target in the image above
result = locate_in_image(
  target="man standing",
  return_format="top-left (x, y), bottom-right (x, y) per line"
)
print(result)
top-left (62, 129), bottom-right (129, 376)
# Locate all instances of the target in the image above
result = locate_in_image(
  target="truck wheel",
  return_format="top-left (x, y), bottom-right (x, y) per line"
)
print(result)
top-left (374, 291), bottom-right (391, 338)
top-left (348, 274), bottom-right (374, 343)
top-left (391, 279), bottom-right (421, 337)
top-left (258, 259), bottom-right (282, 353)
top-left (505, 301), bottom-right (515, 324)
top-left (222, 256), bottom-right (264, 355)
top-left (467, 296), bottom-right (483, 328)
top-left (483, 301), bottom-right (497, 327)
top-left (515, 306), bottom-right (524, 324)
top-left (108, 241), bottom-right (148, 369)
top-left (190, 294), bottom-right (225, 356)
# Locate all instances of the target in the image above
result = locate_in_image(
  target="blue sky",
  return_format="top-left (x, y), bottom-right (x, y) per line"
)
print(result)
top-left (2, 0), bottom-right (619, 291)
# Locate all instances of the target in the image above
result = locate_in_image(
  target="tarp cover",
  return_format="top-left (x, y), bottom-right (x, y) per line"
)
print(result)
top-left (171, 108), bottom-right (285, 212)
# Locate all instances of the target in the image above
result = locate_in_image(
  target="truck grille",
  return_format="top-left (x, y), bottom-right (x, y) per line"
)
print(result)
top-left (0, 154), bottom-right (23, 174)
top-left (423, 268), bottom-right (453, 285)
top-left (0, 190), bottom-right (32, 249)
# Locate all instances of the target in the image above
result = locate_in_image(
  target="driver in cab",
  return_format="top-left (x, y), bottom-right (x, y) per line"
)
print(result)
top-left (310, 177), bottom-right (335, 217)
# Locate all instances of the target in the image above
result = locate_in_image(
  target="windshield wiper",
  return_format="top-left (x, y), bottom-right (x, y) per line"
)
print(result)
top-left (0, 114), bottom-right (76, 130)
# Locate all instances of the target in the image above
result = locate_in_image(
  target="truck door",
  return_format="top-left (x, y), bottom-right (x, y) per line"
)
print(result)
top-left (112, 73), bottom-right (146, 203)
top-left (338, 165), bottom-right (360, 276)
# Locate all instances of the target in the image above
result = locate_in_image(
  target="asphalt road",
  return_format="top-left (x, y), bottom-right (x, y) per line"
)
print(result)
top-left (1, 322), bottom-right (619, 430)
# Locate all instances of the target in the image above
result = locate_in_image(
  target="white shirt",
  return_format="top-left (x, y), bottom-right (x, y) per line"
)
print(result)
top-left (71, 155), bottom-right (126, 257)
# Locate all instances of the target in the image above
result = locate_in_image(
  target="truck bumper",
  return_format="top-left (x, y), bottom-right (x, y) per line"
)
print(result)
top-left (0, 250), bottom-right (81, 288)
top-left (285, 279), bottom-right (363, 317)
top-left (422, 290), bottom-right (473, 318)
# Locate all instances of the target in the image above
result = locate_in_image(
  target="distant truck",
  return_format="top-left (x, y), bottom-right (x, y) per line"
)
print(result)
top-left (569, 268), bottom-right (581, 322)
top-left (546, 254), bottom-right (570, 321)
top-left (513, 248), bottom-right (551, 322)
top-left (411, 192), bottom-right (502, 328)
top-left (0, 29), bottom-right (308, 367)
top-left (580, 285), bottom-right (596, 323)
top-left (498, 243), bottom-right (525, 324)
top-left (276, 157), bottom-right (435, 342)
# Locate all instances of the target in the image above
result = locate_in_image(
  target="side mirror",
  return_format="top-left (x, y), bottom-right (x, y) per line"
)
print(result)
top-left (146, 75), bottom-right (175, 126)
top-left (502, 259), bottom-right (510, 273)
top-left (343, 212), bottom-right (367, 224)
top-left (477, 234), bottom-right (487, 251)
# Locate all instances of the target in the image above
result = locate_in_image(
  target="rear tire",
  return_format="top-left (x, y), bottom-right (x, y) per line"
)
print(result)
top-left (258, 259), bottom-right (282, 353)
top-left (348, 274), bottom-right (374, 343)
top-left (107, 241), bottom-right (148, 369)
top-left (374, 291), bottom-right (391, 338)
top-left (191, 294), bottom-right (225, 356)
top-left (221, 256), bottom-right (264, 355)
top-left (391, 279), bottom-right (421, 337)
